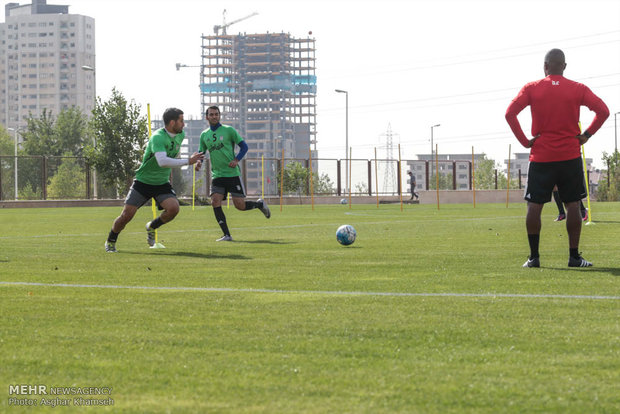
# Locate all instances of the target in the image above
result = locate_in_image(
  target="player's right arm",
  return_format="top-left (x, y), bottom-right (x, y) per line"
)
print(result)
top-left (505, 85), bottom-right (535, 148)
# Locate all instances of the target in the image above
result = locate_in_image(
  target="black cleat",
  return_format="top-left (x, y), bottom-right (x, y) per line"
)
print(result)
top-left (568, 255), bottom-right (593, 267)
top-left (257, 198), bottom-right (271, 219)
top-left (146, 221), bottom-right (156, 247)
top-left (523, 256), bottom-right (540, 268)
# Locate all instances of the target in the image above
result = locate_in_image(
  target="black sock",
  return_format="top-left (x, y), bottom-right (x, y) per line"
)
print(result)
top-left (528, 234), bottom-right (540, 258)
top-left (570, 248), bottom-right (580, 259)
top-left (553, 191), bottom-right (565, 215)
top-left (107, 230), bottom-right (119, 243)
top-left (149, 217), bottom-right (165, 230)
top-left (213, 207), bottom-right (230, 236)
top-left (244, 201), bottom-right (260, 211)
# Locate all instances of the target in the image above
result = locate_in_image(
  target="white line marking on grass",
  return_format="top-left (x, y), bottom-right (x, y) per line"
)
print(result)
top-left (1, 281), bottom-right (619, 301)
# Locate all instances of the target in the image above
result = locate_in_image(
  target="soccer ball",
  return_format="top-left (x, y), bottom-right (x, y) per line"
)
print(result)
top-left (340, 198), bottom-right (347, 205)
top-left (336, 224), bottom-right (356, 246)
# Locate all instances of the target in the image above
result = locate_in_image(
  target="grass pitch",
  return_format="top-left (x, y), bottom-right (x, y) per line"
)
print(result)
top-left (1, 202), bottom-right (619, 413)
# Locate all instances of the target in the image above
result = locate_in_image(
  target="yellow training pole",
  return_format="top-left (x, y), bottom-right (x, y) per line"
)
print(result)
top-left (147, 103), bottom-right (164, 249)
top-left (261, 155), bottom-right (264, 199)
top-left (309, 148), bottom-right (315, 210)
top-left (192, 166), bottom-right (195, 211)
top-left (578, 122), bottom-right (593, 225)
top-left (348, 147), bottom-right (352, 209)
top-left (280, 148), bottom-right (284, 211)
top-left (435, 143), bottom-right (440, 210)
top-left (506, 144), bottom-right (511, 208)
top-left (374, 147), bottom-right (379, 208)
top-left (398, 144), bottom-right (403, 211)
top-left (472, 146), bottom-right (476, 208)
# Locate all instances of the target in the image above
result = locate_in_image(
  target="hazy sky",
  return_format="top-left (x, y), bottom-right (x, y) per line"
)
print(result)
top-left (46, 0), bottom-right (620, 168)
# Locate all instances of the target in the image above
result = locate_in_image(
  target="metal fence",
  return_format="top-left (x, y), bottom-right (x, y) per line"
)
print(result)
top-left (1, 155), bottom-right (522, 201)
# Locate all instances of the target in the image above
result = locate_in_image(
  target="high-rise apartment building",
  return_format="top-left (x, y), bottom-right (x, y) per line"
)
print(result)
top-left (0, 0), bottom-right (95, 131)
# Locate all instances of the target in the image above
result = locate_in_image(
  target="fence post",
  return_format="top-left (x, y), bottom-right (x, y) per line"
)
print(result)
top-left (518, 168), bottom-right (522, 189)
top-left (305, 158), bottom-right (310, 195)
top-left (337, 159), bottom-right (342, 196)
top-left (425, 161), bottom-right (430, 190)
top-left (452, 161), bottom-right (457, 190)
top-left (469, 161), bottom-right (472, 190)
top-left (494, 169), bottom-right (498, 190)
top-left (42, 156), bottom-right (48, 200)
top-left (86, 162), bottom-right (91, 199)
top-left (367, 160), bottom-right (372, 196)
top-left (397, 160), bottom-right (401, 195)
top-left (0, 158), bottom-right (2, 201)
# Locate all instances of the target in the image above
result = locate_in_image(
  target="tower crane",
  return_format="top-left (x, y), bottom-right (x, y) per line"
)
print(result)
top-left (213, 10), bottom-right (258, 35)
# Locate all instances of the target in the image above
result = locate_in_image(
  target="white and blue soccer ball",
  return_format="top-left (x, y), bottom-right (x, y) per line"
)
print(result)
top-left (340, 198), bottom-right (347, 205)
top-left (336, 224), bottom-right (356, 246)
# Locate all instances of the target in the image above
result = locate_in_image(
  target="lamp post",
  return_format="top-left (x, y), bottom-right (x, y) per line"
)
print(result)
top-left (81, 65), bottom-right (98, 199)
top-left (430, 124), bottom-right (440, 186)
top-left (335, 89), bottom-right (348, 192)
top-left (8, 127), bottom-right (22, 200)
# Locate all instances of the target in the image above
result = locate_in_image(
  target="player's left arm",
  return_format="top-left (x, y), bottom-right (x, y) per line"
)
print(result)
top-left (578, 87), bottom-right (610, 145)
top-left (229, 130), bottom-right (247, 167)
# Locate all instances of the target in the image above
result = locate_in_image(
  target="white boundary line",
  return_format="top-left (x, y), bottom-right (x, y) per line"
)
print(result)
top-left (1, 281), bottom-right (618, 301)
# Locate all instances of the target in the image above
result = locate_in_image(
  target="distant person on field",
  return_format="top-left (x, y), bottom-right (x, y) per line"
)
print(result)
top-left (200, 106), bottom-right (270, 242)
top-left (407, 171), bottom-right (419, 200)
top-left (505, 48), bottom-right (609, 268)
top-left (552, 185), bottom-right (587, 222)
top-left (104, 108), bottom-right (204, 252)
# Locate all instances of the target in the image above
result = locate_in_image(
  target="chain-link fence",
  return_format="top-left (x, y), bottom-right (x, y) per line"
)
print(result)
top-left (1, 155), bottom-right (525, 201)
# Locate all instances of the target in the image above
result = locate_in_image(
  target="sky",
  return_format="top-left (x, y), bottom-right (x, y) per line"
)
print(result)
top-left (44, 0), bottom-right (620, 169)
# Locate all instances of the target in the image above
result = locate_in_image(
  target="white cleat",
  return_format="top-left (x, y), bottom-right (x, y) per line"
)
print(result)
top-left (257, 198), bottom-right (271, 219)
top-left (216, 235), bottom-right (233, 242)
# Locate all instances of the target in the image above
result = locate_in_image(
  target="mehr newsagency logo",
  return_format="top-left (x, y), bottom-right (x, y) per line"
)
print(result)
top-left (8, 384), bottom-right (114, 407)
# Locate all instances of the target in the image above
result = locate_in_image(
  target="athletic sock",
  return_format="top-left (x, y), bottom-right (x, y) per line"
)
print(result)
top-left (149, 217), bottom-right (165, 230)
top-left (213, 206), bottom-right (231, 236)
top-left (107, 230), bottom-right (119, 243)
top-left (527, 234), bottom-right (540, 258)
top-left (553, 191), bottom-right (565, 215)
top-left (244, 201), bottom-right (260, 211)
top-left (570, 248), bottom-right (580, 259)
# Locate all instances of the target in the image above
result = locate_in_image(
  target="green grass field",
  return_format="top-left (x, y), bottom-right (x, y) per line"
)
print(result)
top-left (1, 202), bottom-right (619, 413)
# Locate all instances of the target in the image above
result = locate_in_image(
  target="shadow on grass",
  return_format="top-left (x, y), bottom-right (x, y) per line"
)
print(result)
top-left (233, 239), bottom-right (294, 245)
top-left (588, 220), bottom-right (620, 224)
top-left (119, 251), bottom-right (250, 260)
top-left (543, 266), bottom-right (620, 277)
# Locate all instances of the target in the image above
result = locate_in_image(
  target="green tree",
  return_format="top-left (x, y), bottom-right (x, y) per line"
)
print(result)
top-left (596, 151), bottom-right (620, 201)
top-left (278, 161), bottom-right (309, 196)
top-left (85, 88), bottom-right (148, 196)
top-left (474, 154), bottom-right (497, 189)
top-left (314, 172), bottom-right (335, 195)
top-left (47, 153), bottom-right (86, 199)
top-left (0, 127), bottom-right (15, 200)
top-left (429, 172), bottom-right (454, 190)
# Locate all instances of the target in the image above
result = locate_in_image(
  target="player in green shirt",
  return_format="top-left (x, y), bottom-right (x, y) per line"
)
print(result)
top-left (200, 106), bottom-right (270, 241)
top-left (104, 108), bottom-right (204, 252)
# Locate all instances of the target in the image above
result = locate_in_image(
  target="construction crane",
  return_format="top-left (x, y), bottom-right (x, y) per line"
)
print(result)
top-left (213, 10), bottom-right (258, 35)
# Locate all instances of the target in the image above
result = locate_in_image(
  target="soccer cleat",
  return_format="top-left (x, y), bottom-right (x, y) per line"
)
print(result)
top-left (522, 256), bottom-right (540, 268)
top-left (104, 241), bottom-right (117, 253)
top-left (582, 209), bottom-right (588, 222)
top-left (216, 235), bottom-right (233, 242)
top-left (568, 255), bottom-right (593, 267)
top-left (554, 213), bottom-right (566, 222)
top-left (257, 198), bottom-right (271, 219)
top-left (146, 221), bottom-right (156, 247)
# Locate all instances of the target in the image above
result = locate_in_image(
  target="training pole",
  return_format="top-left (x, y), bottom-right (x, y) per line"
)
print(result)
top-left (472, 146), bottom-right (476, 208)
top-left (374, 147), bottom-right (379, 208)
top-left (506, 144), bottom-right (511, 208)
top-left (398, 144), bottom-right (403, 211)
top-left (261, 155), bottom-right (264, 199)
top-left (192, 166), bottom-right (195, 211)
top-left (147, 103), bottom-right (164, 249)
top-left (348, 147), bottom-right (352, 209)
top-left (435, 143), bottom-right (440, 210)
top-left (309, 148), bottom-right (315, 210)
top-left (280, 148), bottom-right (284, 211)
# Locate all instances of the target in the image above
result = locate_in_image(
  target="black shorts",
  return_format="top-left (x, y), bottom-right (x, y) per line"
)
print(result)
top-left (211, 176), bottom-right (246, 199)
top-left (125, 180), bottom-right (177, 209)
top-left (524, 157), bottom-right (586, 204)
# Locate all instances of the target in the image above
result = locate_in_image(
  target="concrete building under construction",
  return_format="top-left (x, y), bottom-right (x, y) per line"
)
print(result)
top-left (200, 31), bottom-right (316, 194)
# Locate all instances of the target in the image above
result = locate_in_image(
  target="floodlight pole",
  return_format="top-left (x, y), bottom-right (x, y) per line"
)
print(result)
top-left (81, 65), bottom-right (98, 199)
top-left (335, 89), bottom-right (348, 192)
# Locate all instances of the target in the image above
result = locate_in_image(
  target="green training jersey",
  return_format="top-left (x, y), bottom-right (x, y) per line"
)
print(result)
top-left (199, 124), bottom-right (244, 179)
top-left (135, 128), bottom-right (185, 185)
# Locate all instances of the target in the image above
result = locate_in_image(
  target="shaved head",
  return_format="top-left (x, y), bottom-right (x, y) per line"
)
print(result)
top-left (544, 48), bottom-right (566, 75)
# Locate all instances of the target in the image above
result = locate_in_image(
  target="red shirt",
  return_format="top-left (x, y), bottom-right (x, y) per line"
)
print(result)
top-left (505, 75), bottom-right (609, 162)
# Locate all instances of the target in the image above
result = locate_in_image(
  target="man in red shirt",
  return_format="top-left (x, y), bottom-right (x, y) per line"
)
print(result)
top-left (505, 49), bottom-right (609, 268)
